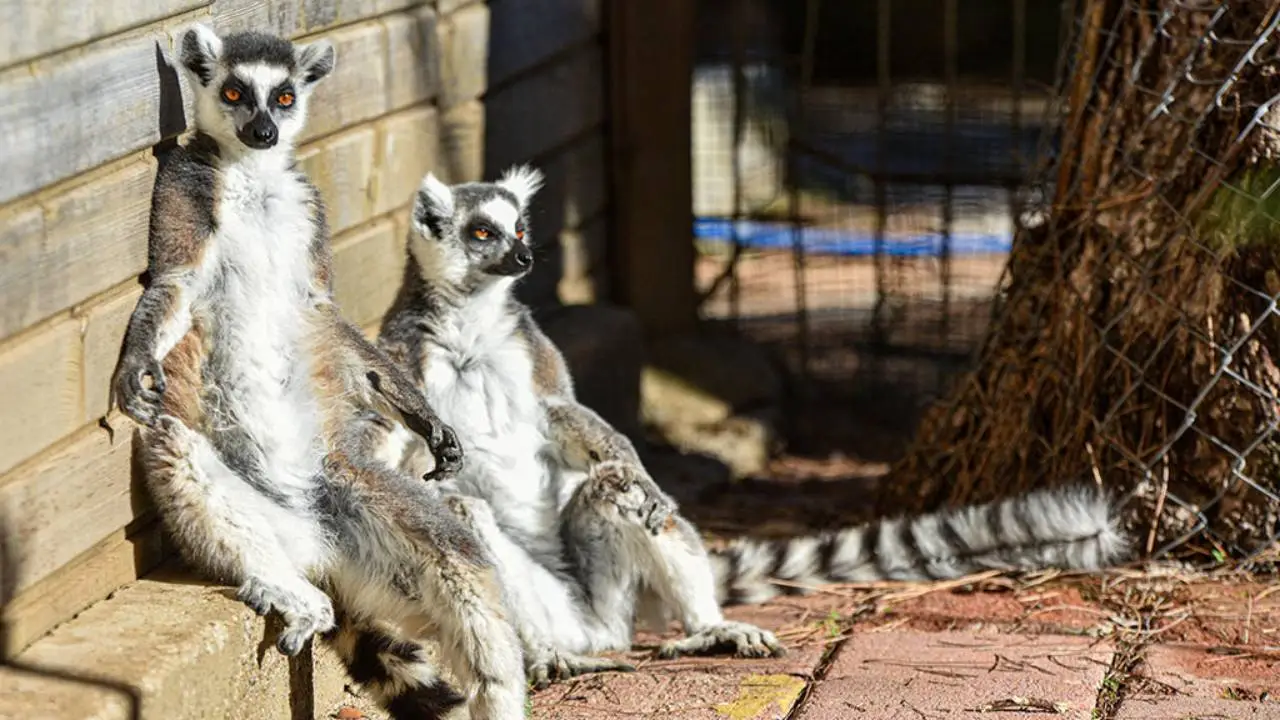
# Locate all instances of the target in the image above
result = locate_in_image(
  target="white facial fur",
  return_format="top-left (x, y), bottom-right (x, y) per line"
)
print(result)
top-left (477, 197), bottom-right (520, 236)
top-left (407, 169), bottom-right (545, 287)
top-left (179, 23), bottom-right (334, 155)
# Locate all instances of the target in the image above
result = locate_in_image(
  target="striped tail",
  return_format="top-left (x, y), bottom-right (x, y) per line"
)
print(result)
top-left (325, 617), bottom-right (466, 720)
top-left (710, 484), bottom-right (1130, 605)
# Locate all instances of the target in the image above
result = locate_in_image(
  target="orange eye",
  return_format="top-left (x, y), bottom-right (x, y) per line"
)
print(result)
top-left (473, 228), bottom-right (490, 240)
top-left (222, 87), bottom-right (241, 102)
top-left (277, 92), bottom-right (295, 107)
top-left (516, 230), bottom-right (526, 240)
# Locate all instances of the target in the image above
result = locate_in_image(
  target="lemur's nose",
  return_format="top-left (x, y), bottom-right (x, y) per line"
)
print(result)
top-left (253, 126), bottom-right (277, 144)
top-left (514, 249), bottom-right (532, 267)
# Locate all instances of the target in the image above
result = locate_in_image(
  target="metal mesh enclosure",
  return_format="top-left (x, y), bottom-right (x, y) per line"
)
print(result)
top-left (884, 0), bottom-right (1280, 566)
top-left (690, 0), bottom-right (1055, 461)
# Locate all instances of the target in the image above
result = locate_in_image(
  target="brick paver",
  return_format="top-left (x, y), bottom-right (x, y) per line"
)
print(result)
top-left (1117, 643), bottom-right (1280, 719)
top-left (1116, 696), bottom-right (1279, 719)
top-left (795, 629), bottom-right (1111, 720)
top-left (324, 578), bottom-right (1280, 719)
top-left (530, 602), bottom-right (835, 720)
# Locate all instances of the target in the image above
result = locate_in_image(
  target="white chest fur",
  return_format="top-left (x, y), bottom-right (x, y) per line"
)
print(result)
top-left (421, 286), bottom-right (550, 510)
top-left (197, 154), bottom-right (323, 485)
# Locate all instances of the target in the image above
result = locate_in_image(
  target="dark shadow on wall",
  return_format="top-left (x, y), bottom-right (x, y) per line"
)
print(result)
top-left (478, 0), bottom-right (607, 313)
top-left (154, 41), bottom-right (188, 149)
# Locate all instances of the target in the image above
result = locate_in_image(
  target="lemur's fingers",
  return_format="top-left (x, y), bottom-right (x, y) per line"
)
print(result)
top-left (561, 654), bottom-right (635, 676)
top-left (116, 355), bottom-right (166, 426)
top-left (657, 621), bottom-right (785, 660)
top-left (123, 398), bottom-right (158, 427)
top-left (236, 577), bottom-right (336, 657)
top-left (432, 425), bottom-right (464, 471)
top-left (642, 497), bottom-right (673, 535)
top-left (624, 468), bottom-right (675, 534)
top-left (143, 358), bottom-right (168, 394)
top-left (527, 650), bottom-right (634, 690)
top-left (529, 663), bottom-right (552, 690)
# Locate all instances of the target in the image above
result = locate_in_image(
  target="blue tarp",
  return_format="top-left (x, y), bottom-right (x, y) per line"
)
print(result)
top-left (693, 218), bottom-right (1013, 257)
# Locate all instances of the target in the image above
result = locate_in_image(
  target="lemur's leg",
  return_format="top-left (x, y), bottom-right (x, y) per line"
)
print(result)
top-left (338, 469), bottom-right (527, 720)
top-left (549, 401), bottom-right (783, 659)
top-left (140, 414), bottom-right (334, 656)
top-left (324, 616), bottom-right (465, 720)
top-left (440, 494), bottom-right (634, 689)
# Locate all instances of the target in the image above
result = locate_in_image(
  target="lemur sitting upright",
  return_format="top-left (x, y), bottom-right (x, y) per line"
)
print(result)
top-left (113, 25), bottom-right (525, 719)
top-left (377, 168), bottom-right (784, 685)
top-left (377, 168), bottom-right (1132, 687)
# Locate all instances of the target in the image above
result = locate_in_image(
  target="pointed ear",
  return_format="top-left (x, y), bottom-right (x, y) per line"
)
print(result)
top-left (296, 39), bottom-right (336, 87)
top-left (414, 173), bottom-right (454, 237)
top-left (180, 23), bottom-right (222, 86)
top-left (497, 165), bottom-right (544, 209)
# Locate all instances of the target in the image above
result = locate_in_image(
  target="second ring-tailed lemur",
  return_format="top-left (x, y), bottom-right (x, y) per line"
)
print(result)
top-left (377, 168), bottom-right (1132, 687)
top-left (113, 25), bottom-right (524, 719)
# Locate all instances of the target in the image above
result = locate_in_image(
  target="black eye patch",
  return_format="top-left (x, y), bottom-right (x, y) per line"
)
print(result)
top-left (220, 79), bottom-right (253, 105)
top-left (467, 222), bottom-right (499, 241)
top-left (271, 83), bottom-right (298, 109)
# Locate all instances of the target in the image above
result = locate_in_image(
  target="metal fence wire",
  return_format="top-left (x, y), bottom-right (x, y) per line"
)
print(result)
top-left (885, 0), bottom-right (1280, 568)
top-left (691, 0), bottom-right (1051, 461)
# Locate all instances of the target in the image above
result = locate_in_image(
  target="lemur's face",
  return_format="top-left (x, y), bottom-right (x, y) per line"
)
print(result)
top-left (409, 166), bottom-right (546, 289)
top-left (179, 24), bottom-right (335, 151)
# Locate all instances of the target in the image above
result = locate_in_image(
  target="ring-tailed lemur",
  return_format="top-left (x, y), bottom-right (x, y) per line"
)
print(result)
top-left (376, 168), bottom-right (1132, 688)
top-left (113, 25), bottom-right (524, 719)
top-left (377, 168), bottom-right (784, 687)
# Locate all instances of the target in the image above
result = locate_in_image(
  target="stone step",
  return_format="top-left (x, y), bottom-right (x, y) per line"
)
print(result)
top-left (0, 569), bottom-right (352, 720)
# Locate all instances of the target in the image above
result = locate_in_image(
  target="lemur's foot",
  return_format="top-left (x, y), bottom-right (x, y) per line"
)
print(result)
top-left (237, 577), bottom-right (335, 656)
top-left (526, 647), bottom-right (635, 690)
top-left (587, 461), bottom-right (675, 535)
top-left (657, 621), bottom-right (784, 660)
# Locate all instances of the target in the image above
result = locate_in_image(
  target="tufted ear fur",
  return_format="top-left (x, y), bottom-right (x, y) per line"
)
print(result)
top-left (296, 39), bottom-right (336, 86)
top-left (180, 23), bottom-right (223, 86)
top-left (497, 165), bottom-right (545, 210)
top-left (413, 173), bottom-right (454, 237)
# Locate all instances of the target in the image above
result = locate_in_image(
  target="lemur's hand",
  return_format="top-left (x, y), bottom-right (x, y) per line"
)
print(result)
top-left (113, 350), bottom-right (166, 427)
top-left (422, 419), bottom-right (464, 481)
top-left (588, 461), bottom-right (676, 535)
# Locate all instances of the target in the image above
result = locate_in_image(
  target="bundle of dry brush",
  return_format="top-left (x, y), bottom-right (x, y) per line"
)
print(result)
top-left (880, 0), bottom-right (1280, 564)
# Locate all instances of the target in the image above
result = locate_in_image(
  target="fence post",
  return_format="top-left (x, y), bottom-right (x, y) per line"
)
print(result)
top-left (605, 0), bottom-right (698, 337)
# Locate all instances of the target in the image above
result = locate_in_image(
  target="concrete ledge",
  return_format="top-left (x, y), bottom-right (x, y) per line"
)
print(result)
top-left (1, 571), bottom-right (351, 720)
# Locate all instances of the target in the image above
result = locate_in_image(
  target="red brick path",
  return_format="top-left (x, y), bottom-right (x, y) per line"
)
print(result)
top-left (527, 573), bottom-right (1280, 720)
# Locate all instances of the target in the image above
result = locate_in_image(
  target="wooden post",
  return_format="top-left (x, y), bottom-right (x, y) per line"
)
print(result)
top-left (605, 0), bottom-right (698, 337)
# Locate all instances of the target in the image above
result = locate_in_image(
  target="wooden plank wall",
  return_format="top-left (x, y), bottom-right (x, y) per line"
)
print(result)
top-left (0, 0), bottom-right (611, 657)
top-left (606, 0), bottom-right (698, 337)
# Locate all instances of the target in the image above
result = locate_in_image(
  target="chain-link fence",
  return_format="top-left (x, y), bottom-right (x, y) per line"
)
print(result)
top-left (884, 0), bottom-right (1280, 568)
